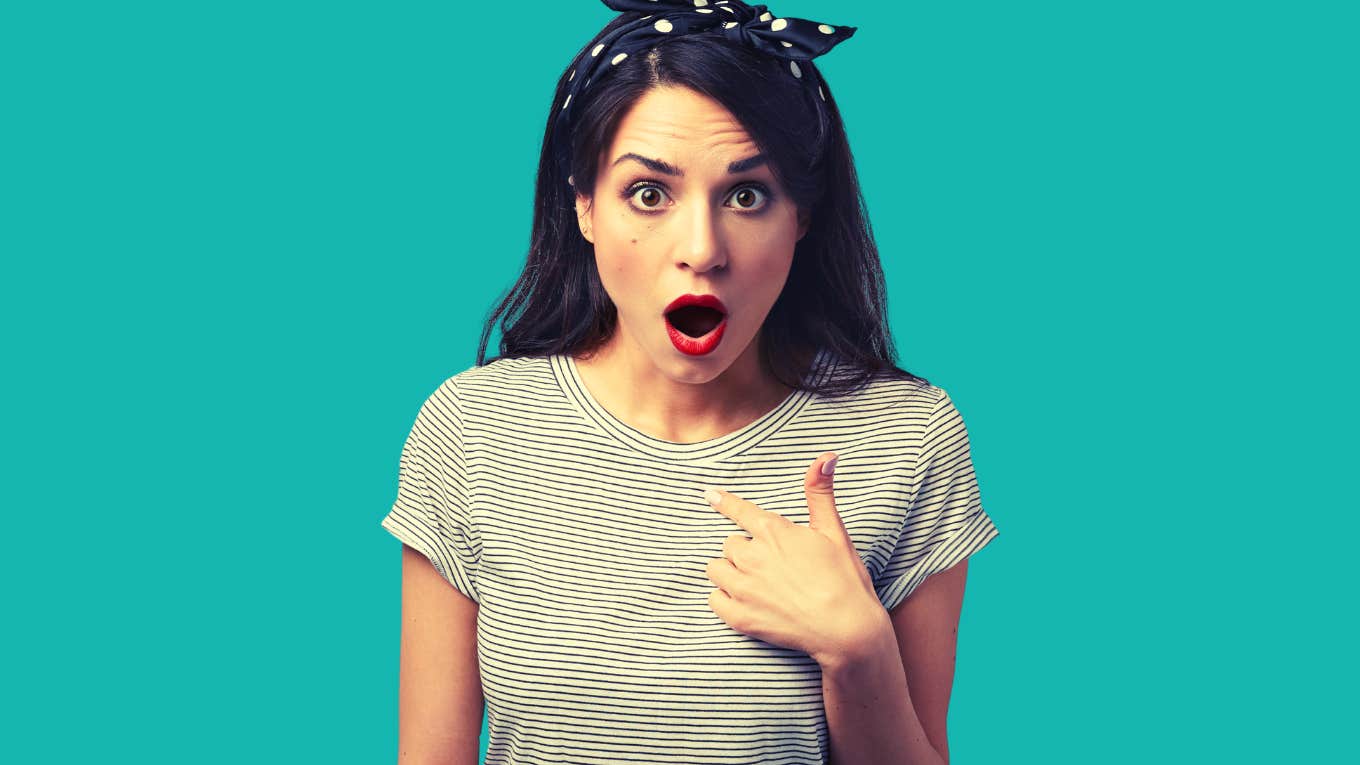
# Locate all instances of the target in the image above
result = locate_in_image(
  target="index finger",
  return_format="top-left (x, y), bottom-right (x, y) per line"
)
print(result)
top-left (703, 488), bottom-right (773, 534)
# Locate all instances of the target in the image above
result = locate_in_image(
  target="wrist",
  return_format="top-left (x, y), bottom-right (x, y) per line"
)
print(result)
top-left (814, 606), bottom-right (895, 674)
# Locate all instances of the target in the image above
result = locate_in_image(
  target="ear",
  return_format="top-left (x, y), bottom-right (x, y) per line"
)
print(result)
top-left (796, 207), bottom-right (811, 242)
top-left (574, 192), bottom-right (595, 244)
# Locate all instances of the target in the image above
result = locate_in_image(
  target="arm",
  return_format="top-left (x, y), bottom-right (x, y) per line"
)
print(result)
top-left (821, 559), bottom-right (969, 765)
top-left (396, 544), bottom-right (484, 765)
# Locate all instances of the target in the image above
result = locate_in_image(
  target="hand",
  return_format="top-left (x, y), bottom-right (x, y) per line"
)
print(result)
top-left (702, 452), bottom-right (888, 666)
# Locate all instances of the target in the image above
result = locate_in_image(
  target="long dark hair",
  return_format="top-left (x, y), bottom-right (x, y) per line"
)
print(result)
top-left (475, 11), bottom-right (929, 395)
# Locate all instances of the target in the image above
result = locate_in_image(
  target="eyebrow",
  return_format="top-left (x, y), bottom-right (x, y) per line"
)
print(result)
top-left (610, 152), bottom-right (768, 176)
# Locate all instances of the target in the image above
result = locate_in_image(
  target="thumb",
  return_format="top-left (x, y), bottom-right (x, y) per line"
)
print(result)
top-left (804, 452), bottom-right (846, 539)
top-left (805, 453), bottom-right (874, 591)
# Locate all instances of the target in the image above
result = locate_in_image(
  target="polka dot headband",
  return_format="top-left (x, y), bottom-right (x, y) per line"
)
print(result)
top-left (556, 0), bottom-right (858, 189)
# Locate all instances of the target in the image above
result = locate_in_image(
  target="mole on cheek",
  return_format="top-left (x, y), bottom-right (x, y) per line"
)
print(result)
top-left (631, 238), bottom-right (638, 244)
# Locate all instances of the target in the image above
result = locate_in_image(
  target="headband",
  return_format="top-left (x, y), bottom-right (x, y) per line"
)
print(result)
top-left (555, 0), bottom-right (857, 189)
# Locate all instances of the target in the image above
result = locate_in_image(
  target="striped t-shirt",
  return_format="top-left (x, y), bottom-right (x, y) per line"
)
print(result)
top-left (380, 349), bottom-right (999, 765)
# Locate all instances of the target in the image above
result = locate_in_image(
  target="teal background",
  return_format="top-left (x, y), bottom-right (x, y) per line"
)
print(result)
top-left (3, 1), bottom-right (1355, 762)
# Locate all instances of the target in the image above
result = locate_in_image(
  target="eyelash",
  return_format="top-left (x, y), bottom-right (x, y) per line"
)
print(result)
top-left (619, 179), bottom-right (776, 215)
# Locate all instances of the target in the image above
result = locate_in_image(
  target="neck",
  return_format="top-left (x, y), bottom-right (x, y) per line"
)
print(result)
top-left (572, 328), bottom-right (793, 444)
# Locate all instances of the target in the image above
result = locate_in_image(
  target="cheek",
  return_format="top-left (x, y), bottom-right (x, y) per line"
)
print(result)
top-left (600, 210), bottom-right (655, 267)
top-left (737, 227), bottom-right (797, 273)
top-left (595, 205), bottom-right (650, 253)
top-left (756, 257), bottom-right (795, 302)
top-left (592, 240), bottom-right (649, 307)
top-left (733, 203), bottom-right (801, 251)
top-left (737, 238), bottom-right (796, 307)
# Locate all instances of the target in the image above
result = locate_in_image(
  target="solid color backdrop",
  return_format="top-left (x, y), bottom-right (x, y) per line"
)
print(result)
top-left (3, 1), bottom-right (1354, 763)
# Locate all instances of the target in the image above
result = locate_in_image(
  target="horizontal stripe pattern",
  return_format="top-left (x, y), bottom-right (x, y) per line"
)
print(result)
top-left (381, 353), bottom-right (999, 764)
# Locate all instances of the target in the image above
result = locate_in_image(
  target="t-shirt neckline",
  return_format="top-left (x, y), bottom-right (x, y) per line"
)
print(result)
top-left (551, 348), bottom-right (835, 463)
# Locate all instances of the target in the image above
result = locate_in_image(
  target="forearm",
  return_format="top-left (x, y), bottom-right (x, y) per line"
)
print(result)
top-left (819, 613), bottom-right (946, 765)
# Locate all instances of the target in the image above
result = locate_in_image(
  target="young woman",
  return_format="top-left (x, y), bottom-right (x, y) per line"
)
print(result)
top-left (382, 2), bottom-right (1000, 763)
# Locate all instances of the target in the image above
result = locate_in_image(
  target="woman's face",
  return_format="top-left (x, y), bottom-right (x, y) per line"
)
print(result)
top-left (575, 85), bottom-right (809, 381)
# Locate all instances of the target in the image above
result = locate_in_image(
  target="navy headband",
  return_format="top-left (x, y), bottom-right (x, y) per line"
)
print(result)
top-left (555, 0), bottom-right (857, 189)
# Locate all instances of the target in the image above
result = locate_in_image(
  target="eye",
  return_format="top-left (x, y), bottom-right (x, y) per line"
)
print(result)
top-left (727, 184), bottom-right (771, 211)
top-left (625, 183), bottom-right (671, 211)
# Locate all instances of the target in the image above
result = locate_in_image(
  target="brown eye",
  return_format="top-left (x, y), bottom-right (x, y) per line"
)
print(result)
top-left (624, 183), bottom-right (670, 212)
top-left (728, 185), bottom-right (769, 210)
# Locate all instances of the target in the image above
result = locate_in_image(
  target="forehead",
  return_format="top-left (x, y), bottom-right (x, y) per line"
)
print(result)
top-left (604, 86), bottom-right (760, 170)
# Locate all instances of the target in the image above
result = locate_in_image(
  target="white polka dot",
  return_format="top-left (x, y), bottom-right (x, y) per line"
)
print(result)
top-left (780, 41), bottom-right (792, 47)
top-left (568, 69), bottom-right (575, 81)
top-left (818, 24), bottom-right (834, 34)
top-left (654, 18), bottom-right (673, 33)
top-left (592, 43), bottom-right (604, 57)
top-left (789, 61), bottom-right (801, 78)
top-left (723, 21), bottom-right (737, 29)
top-left (771, 18), bottom-right (788, 31)
top-left (696, 6), bottom-right (713, 11)
top-left (693, 0), bottom-right (707, 6)
top-left (611, 52), bottom-right (628, 65)
top-left (720, 5), bottom-right (735, 13)
top-left (818, 85), bottom-right (825, 100)
top-left (759, 12), bottom-right (772, 21)
top-left (568, 174), bottom-right (575, 186)
top-left (562, 94), bottom-right (572, 109)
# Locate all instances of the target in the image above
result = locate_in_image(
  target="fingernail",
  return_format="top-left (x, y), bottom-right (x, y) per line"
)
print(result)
top-left (703, 488), bottom-right (722, 506)
top-left (820, 456), bottom-right (838, 476)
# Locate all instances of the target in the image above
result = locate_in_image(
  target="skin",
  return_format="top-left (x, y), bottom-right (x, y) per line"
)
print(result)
top-left (573, 84), bottom-right (811, 444)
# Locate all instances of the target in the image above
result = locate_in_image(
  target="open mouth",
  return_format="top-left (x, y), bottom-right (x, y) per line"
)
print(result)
top-left (665, 305), bottom-right (726, 338)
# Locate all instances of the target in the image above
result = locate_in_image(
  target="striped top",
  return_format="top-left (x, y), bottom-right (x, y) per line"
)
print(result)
top-left (380, 350), bottom-right (1000, 765)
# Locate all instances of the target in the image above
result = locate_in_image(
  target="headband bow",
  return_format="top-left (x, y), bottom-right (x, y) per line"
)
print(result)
top-left (556, 0), bottom-right (857, 188)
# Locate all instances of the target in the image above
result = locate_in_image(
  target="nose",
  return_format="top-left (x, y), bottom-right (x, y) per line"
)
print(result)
top-left (675, 199), bottom-right (727, 273)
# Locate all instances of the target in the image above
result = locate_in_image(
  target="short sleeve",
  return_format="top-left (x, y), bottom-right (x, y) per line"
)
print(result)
top-left (380, 378), bottom-right (481, 603)
top-left (875, 387), bottom-right (999, 612)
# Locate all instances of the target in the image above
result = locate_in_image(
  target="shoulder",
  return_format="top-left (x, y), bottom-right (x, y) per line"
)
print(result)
top-left (856, 368), bottom-right (962, 436)
top-left (807, 367), bottom-right (966, 481)
top-left (418, 355), bottom-right (564, 434)
top-left (817, 361), bottom-right (949, 427)
top-left (427, 354), bottom-right (551, 404)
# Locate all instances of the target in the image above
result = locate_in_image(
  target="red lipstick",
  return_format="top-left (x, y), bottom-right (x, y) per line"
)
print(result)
top-left (664, 293), bottom-right (728, 356)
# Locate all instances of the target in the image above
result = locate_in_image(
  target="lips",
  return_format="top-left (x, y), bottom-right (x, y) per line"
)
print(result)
top-left (664, 294), bottom-right (727, 337)
top-left (664, 293), bottom-right (728, 356)
top-left (664, 293), bottom-right (728, 317)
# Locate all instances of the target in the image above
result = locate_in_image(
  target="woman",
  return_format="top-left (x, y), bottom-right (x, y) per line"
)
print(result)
top-left (381, 2), bottom-right (1000, 763)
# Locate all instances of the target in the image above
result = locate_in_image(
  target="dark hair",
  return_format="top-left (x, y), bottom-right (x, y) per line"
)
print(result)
top-left (475, 11), bottom-right (929, 395)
